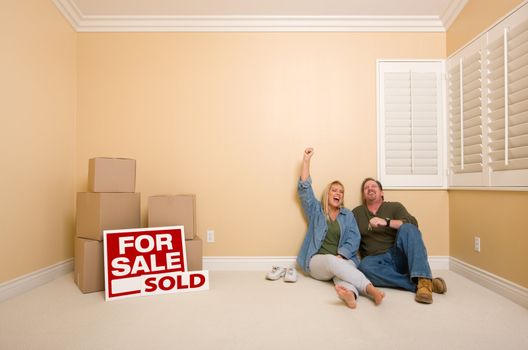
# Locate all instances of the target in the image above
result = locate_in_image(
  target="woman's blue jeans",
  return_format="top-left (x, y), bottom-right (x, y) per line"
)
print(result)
top-left (358, 223), bottom-right (432, 292)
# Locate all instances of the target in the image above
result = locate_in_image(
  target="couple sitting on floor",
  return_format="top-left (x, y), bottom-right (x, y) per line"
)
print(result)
top-left (296, 147), bottom-right (447, 308)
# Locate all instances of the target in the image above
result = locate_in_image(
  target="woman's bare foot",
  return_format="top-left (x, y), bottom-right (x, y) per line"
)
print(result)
top-left (335, 285), bottom-right (357, 309)
top-left (366, 283), bottom-right (385, 305)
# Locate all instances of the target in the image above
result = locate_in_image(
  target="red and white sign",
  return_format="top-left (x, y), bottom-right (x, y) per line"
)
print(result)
top-left (103, 226), bottom-right (209, 301)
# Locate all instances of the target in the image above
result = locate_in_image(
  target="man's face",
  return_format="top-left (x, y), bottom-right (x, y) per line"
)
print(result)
top-left (363, 180), bottom-right (383, 204)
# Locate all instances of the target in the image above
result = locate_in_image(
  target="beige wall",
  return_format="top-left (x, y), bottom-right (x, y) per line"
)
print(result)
top-left (18, 1), bottom-right (528, 285)
top-left (446, 0), bottom-right (528, 288)
top-left (446, 0), bottom-right (525, 56)
top-left (0, 0), bottom-right (77, 283)
top-left (76, 32), bottom-right (448, 257)
top-left (449, 191), bottom-right (528, 287)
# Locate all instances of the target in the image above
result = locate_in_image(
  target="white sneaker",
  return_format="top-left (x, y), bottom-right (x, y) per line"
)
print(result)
top-left (266, 266), bottom-right (286, 281)
top-left (284, 267), bottom-right (298, 283)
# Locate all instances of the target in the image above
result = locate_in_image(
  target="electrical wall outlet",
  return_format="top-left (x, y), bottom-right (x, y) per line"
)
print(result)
top-left (207, 230), bottom-right (215, 243)
top-left (474, 236), bottom-right (481, 252)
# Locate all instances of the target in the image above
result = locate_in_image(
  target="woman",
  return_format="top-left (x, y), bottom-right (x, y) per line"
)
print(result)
top-left (297, 147), bottom-right (384, 308)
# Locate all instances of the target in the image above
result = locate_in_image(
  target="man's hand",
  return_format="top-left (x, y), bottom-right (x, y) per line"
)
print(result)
top-left (369, 217), bottom-right (388, 229)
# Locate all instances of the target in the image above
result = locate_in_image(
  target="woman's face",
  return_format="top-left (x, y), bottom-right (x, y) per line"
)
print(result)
top-left (327, 183), bottom-right (344, 209)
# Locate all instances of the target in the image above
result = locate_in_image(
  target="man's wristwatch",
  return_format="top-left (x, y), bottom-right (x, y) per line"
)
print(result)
top-left (385, 218), bottom-right (391, 227)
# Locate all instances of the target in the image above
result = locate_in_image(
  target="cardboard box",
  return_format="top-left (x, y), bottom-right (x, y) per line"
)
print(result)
top-left (185, 237), bottom-right (203, 271)
top-left (74, 237), bottom-right (104, 293)
top-left (88, 157), bottom-right (136, 193)
top-left (148, 195), bottom-right (196, 239)
top-left (76, 192), bottom-right (140, 241)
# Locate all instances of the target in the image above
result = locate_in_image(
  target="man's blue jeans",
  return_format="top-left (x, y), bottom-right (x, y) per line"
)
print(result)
top-left (358, 223), bottom-right (432, 292)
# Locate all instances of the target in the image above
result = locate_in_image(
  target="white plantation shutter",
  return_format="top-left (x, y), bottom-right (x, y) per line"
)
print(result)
top-left (447, 40), bottom-right (486, 187)
top-left (448, 2), bottom-right (528, 187)
top-left (487, 31), bottom-right (508, 170)
top-left (489, 18), bottom-right (528, 177)
top-left (449, 50), bottom-right (483, 174)
top-left (448, 61), bottom-right (462, 168)
top-left (378, 61), bottom-right (444, 188)
top-left (487, 8), bottom-right (528, 186)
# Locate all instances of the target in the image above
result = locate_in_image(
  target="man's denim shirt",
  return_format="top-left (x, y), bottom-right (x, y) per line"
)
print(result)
top-left (296, 177), bottom-right (361, 272)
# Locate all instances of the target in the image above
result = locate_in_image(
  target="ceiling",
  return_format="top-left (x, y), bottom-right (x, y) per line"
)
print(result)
top-left (53, 0), bottom-right (469, 32)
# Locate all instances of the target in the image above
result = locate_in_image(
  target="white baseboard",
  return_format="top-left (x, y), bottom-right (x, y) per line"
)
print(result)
top-left (203, 256), bottom-right (297, 271)
top-left (428, 255), bottom-right (450, 270)
top-left (0, 259), bottom-right (73, 303)
top-left (450, 257), bottom-right (528, 309)
top-left (203, 255), bottom-right (451, 271)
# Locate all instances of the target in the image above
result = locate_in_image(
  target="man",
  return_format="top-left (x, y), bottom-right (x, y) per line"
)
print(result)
top-left (352, 177), bottom-right (447, 304)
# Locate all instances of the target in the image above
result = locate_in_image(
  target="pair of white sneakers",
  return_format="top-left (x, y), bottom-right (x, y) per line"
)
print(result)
top-left (266, 266), bottom-right (298, 282)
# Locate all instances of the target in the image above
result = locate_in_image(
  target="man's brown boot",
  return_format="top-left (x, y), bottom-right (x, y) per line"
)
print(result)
top-left (415, 278), bottom-right (433, 304)
top-left (432, 277), bottom-right (447, 294)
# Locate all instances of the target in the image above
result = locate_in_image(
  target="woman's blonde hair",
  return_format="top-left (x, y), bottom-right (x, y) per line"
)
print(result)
top-left (321, 180), bottom-right (345, 219)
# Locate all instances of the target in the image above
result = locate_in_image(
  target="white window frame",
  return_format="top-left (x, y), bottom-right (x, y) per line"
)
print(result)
top-left (377, 60), bottom-right (446, 189)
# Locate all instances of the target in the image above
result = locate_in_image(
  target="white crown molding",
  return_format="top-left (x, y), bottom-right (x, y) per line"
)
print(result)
top-left (53, 0), bottom-right (446, 33)
top-left (441, 0), bottom-right (469, 30)
top-left (53, 0), bottom-right (84, 27)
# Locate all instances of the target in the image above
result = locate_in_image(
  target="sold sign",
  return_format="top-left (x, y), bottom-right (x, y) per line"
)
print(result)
top-left (103, 226), bottom-right (209, 301)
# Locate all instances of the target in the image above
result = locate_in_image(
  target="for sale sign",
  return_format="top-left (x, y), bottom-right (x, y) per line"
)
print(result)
top-left (103, 226), bottom-right (209, 301)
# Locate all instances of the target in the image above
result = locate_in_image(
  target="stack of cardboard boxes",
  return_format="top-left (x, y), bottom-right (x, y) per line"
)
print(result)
top-left (148, 195), bottom-right (203, 271)
top-left (74, 157), bottom-right (203, 294)
top-left (74, 158), bottom-right (140, 293)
